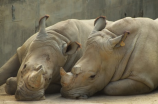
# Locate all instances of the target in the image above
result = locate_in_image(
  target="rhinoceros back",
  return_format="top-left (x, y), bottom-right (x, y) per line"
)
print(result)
top-left (110, 17), bottom-right (158, 90)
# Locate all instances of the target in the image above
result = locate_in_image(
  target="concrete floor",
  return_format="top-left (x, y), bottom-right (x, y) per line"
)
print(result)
top-left (0, 84), bottom-right (158, 104)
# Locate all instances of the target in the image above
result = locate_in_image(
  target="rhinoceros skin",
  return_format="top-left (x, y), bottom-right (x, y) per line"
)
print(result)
top-left (60, 16), bottom-right (158, 99)
top-left (0, 15), bottom-right (104, 100)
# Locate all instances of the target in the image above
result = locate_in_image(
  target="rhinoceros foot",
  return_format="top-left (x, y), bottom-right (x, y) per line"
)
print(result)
top-left (5, 77), bottom-right (17, 95)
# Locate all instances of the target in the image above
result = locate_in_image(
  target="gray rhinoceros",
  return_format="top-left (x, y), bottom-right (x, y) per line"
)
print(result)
top-left (0, 15), bottom-right (97, 100)
top-left (60, 16), bottom-right (158, 99)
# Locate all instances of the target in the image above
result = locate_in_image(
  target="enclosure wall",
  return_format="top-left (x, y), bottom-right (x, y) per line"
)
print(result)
top-left (0, 0), bottom-right (157, 66)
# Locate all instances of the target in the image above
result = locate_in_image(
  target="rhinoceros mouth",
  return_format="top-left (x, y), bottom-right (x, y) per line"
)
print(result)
top-left (62, 93), bottom-right (88, 99)
top-left (15, 80), bottom-right (45, 101)
top-left (60, 88), bottom-right (89, 99)
top-left (75, 94), bottom-right (88, 99)
top-left (15, 89), bottom-right (44, 101)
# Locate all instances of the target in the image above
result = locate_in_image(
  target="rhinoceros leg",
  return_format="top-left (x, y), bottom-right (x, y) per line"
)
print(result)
top-left (45, 84), bottom-right (61, 94)
top-left (5, 77), bottom-right (17, 95)
top-left (104, 79), bottom-right (152, 95)
top-left (0, 53), bottom-right (20, 86)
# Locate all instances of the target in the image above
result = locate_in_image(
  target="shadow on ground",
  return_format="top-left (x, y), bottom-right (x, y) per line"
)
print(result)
top-left (0, 84), bottom-right (158, 104)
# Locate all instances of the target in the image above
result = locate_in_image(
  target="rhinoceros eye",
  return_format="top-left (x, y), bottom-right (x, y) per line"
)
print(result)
top-left (21, 64), bottom-right (27, 76)
top-left (23, 64), bottom-right (27, 69)
top-left (90, 75), bottom-right (95, 79)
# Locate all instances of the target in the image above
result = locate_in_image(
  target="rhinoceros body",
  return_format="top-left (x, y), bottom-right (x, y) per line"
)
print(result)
top-left (0, 16), bottom-right (114, 100)
top-left (60, 17), bottom-right (158, 99)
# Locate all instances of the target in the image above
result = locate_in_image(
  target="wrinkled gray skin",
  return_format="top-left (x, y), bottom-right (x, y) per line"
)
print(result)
top-left (60, 17), bottom-right (158, 99)
top-left (0, 15), bottom-right (107, 100)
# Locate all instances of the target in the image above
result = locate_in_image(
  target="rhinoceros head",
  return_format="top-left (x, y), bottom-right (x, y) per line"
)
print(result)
top-left (15, 15), bottom-right (80, 100)
top-left (60, 16), bottom-right (128, 99)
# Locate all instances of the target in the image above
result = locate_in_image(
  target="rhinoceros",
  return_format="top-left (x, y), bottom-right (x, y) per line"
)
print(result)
top-left (60, 16), bottom-right (158, 99)
top-left (0, 15), bottom-right (99, 100)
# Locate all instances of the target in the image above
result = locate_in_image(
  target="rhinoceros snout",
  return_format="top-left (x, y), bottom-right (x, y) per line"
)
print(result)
top-left (15, 89), bottom-right (30, 100)
top-left (61, 88), bottom-right (88, 99)
top-left (15, 88), bottom-right (45, 101)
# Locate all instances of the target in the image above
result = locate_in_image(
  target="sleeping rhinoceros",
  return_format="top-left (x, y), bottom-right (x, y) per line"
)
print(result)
top-left (60, 16), bottom-right (158, 99)
top-left (0, 15), bottom-right (100, 100)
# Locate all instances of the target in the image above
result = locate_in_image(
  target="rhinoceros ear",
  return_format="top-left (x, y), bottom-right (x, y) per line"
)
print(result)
top-left (63, 42), bottom-right (81, 55)
top-left (93, 16), bottom-right (106, 31)
top-left (37, 15), bottom-right (49, 38)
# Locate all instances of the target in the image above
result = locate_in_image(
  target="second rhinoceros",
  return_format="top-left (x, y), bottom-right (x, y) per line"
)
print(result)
top-left (60, 16), bottom-right (158, 99)
top-left (0, 15), bottom-right (99, 100)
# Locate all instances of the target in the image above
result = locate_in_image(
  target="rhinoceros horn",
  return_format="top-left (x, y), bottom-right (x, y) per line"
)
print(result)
top-left (109, 35), bottom-right (123, 47)
top-left (37, 15), bottom-right (49, 38)
top-left (60, 67), bottom-right (73, 87)
top-left (28, 65), bottom-right (45, 89)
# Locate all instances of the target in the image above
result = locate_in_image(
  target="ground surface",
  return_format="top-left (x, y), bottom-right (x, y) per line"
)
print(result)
top-left (0, 84), bottom-right (158, 104)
